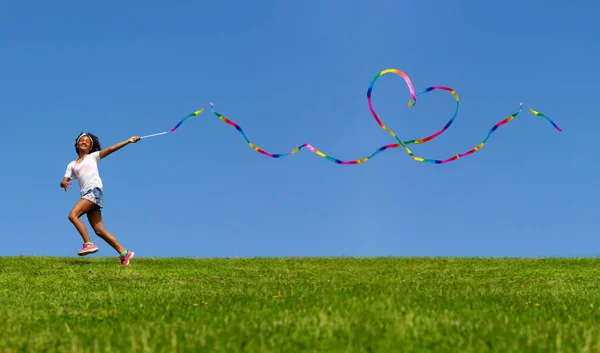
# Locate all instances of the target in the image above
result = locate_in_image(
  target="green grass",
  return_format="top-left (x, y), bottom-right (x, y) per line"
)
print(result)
top-left (1, 257), bottom-right (600, 352)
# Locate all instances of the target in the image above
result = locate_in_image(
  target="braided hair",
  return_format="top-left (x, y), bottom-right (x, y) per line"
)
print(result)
top-left (74, 132), bottom-right (102, 154)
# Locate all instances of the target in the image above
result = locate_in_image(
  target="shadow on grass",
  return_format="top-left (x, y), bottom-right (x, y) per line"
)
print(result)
top-left (60, 258), bottom-right (106, 266)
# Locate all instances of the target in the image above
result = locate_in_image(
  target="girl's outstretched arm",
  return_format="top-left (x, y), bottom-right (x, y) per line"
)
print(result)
top-left (99, 136), bottom-right (141, 159)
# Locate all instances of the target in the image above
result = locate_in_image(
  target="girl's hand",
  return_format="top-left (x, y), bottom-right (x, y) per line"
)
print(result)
top-left (129, 136), bottom-right (141, 143)
top-left (60, 180), bottom-right (71, 192)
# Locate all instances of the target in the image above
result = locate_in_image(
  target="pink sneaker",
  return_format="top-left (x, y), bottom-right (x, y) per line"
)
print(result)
top-left (120, 250), bottom-right (135, 266)
top-left (78, 243), bottom-right (98, 256)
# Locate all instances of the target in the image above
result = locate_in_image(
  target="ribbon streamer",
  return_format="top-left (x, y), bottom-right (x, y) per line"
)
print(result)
top-left (206, 68), bottom-right (561, 164)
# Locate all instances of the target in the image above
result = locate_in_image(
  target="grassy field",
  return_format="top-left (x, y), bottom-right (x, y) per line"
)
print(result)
top-left (1, 257), bottom-right (600, 352)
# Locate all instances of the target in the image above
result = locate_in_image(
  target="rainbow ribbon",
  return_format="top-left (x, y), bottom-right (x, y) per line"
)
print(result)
top-left (206, 68), bottom-right (561, 164)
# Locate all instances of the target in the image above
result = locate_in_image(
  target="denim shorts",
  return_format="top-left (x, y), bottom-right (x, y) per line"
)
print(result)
top-left (81, 187), bottom-right (103, 209)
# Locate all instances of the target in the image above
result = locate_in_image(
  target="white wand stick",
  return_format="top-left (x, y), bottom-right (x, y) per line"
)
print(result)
top-left (140, 132), bottom-right (168, 139)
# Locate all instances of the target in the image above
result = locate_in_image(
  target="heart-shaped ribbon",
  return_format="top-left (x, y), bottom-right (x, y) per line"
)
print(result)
top-left (363, 69), bottom-right (562, 164)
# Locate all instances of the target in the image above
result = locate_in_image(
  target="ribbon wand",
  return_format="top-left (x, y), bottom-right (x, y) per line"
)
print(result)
top-left (139, 108), bottom-right (205, 139)
top-left (140, 132), bottom-right (168, 139)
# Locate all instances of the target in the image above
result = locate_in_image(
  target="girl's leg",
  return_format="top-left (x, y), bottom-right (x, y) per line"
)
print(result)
top-left (68, 199), bottom-right (100, 243)
top-left (87, 209), bottom-right (126, 254)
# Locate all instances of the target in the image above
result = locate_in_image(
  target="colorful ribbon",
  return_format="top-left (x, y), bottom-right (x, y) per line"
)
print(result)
top-left (205, 68), bottom-right (561, 164)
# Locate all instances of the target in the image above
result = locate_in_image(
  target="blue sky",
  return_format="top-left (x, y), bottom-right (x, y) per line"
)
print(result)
top-left (1, 0), bottom-right (596, 258)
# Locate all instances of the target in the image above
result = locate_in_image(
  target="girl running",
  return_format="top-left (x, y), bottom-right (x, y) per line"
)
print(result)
top-left (60, 132), bottom-right (139, 266)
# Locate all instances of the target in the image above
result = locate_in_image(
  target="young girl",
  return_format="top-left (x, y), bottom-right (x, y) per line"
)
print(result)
top-left (60, 132), bottom-right (140, 266)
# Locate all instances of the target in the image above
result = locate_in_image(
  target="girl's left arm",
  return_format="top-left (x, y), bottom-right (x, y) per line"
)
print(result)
top-left (99, 136), bottom-right (141, 159)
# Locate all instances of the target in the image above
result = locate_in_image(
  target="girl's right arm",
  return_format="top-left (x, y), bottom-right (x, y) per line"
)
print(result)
top-left (62, 162), bottom-right (74, 191)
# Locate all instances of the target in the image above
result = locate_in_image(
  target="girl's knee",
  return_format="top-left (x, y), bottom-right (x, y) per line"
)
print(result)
top-left (94, 228), bottom-right (107, 238)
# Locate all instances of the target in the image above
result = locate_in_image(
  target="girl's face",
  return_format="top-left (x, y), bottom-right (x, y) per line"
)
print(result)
top-left (77, 135), bottom-right (93, 153)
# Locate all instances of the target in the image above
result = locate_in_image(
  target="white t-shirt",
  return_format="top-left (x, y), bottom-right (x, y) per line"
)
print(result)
top-left (64, 151), bottom-right (103, 194)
